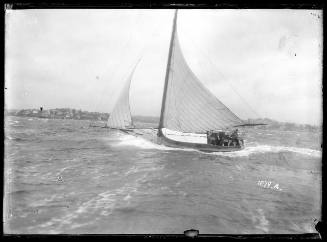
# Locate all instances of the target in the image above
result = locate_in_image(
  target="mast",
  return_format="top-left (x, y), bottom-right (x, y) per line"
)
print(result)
top-left (158, 9), bottom-right (178, 136)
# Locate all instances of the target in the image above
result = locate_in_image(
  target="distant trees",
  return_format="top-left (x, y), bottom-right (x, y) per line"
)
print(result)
top-left (5, 109), bottom-right (321, 132)
top-left (6, 108), bottom-right (109, 121)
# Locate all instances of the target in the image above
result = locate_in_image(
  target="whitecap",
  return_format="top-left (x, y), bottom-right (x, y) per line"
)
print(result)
top-left (113, 134), bottom-right (175, 151)
top-left (123, 194), bottom-right (132, 201)
top-left (252, 208), bottom-right (269, 233)
top-left (124, 164), bottom-right (164, 176)
top-left (109, 133), bottom-right (322, 158)
top-left (209, 145), bottom-right (321, 158)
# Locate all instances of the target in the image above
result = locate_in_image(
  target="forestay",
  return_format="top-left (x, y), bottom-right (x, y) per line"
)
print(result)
top-left (161, 31), bottom-right (243, 133)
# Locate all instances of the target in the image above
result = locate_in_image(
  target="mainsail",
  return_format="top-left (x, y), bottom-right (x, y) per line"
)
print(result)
top-left (158, 10), bottom-right (243, 135)
top-left (107, 62), bottom-right (138, 129)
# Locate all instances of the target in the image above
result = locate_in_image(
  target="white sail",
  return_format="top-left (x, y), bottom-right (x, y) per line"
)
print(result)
top-left (107, 64), bottom-right (137, 129)
top-left (159, 11), bottom-right (243, 134)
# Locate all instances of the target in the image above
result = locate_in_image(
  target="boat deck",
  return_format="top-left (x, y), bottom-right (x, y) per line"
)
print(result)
top-left (158, 132), bottom-right (244, 152)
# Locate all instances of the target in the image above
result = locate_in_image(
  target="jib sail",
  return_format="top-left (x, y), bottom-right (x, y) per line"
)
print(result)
top-left (107, 62), bottom-right (138, 129)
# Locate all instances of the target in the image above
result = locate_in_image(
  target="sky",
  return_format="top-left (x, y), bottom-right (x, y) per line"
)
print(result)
top-left (5, 9), bottom-right (322, 125)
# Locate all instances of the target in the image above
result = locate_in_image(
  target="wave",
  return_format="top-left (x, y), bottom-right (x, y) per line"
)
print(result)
top-left (113, 133), bottom-right (321, 158)
top-left (35, 179), bottom-right (145, 232)
top-left (251, 208), bottom-right (269, 233)
top-left (209, 145), bottom-right (321, 158)
top-left (9, 190), bottom-right (35, 196)
top-left (6, 136), bottom-right (31, 142)
top-left (124, 161), bottom-right (164, 176)
top-left (7, 121), bottom-right (20, 126)
top-left (6, 135), bottom-right (13, 140)
top-left (113, 134), bottom-right (177, 151)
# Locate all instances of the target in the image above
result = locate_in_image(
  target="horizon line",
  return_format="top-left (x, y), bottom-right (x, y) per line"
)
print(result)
top-left (5, 107), bottom-right (322, 127)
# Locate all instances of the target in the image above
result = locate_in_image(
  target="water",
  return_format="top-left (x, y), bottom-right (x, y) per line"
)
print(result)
top-left (4, 116), bottom-right (321, 234)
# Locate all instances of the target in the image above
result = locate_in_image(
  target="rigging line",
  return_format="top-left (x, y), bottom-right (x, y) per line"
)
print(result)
top-left (93, 11), bottom-right (144, 113)
top-left (181, 31), bottom-right (262, 120)
top-left (128, 11), bottom-right (174, 124)
top-left (107, 10), bottom-right (164, 120)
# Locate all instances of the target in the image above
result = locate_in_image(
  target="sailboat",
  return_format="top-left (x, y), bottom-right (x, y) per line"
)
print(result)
top-left (106, 60), bottom-right (139, 133)
top-left (108, 10), bottom-right (264, 152)
top-left (156, 10), bottom-right (251, 152)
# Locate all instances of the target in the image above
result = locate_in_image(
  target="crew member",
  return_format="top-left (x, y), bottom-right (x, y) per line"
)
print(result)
top-left (218, 132), bottom-right (225, 146)
top-left (231, 129), bottom-right (239, 145)
top-left (207, 130), bottom-right (216, 145)
top-left (231, 129), bottom-right (239, 139)
top-left (215, 133), bottom-right (220, 145)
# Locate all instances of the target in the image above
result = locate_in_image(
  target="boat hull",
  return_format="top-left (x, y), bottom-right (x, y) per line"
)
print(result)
top-left (106, 127), bottom-right (135, 134)
top-left (114, 128), bottom-right (244, 153)
top-left (158, 134), bottom-right (244, 152)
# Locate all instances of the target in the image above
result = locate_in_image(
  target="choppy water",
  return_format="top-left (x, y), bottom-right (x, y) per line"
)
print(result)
top-left (4, 116), bottom-right (322, 234)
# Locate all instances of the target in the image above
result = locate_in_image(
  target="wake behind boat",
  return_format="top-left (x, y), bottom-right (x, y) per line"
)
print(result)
top-left (107, 9), bottom-right (266, 152)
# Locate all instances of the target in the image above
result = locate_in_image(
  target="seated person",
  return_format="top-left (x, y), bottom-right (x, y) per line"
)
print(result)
top-left (218, 131), bottom-right (225, 140)
top-left (215, 134), bottom-right (220, 145)
top-left (230, 129), bottom-right (240, 145)
top-left (228, 139), bottom-right (232, 146)
top-left (231, 129), bottom-right (239, 139)
top-left (207, 131), bottom-right (216, 145)
top-left (217, 132), bottom-right (226, 146)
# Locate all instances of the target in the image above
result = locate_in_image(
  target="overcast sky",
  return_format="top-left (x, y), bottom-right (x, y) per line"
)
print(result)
top-left (5, 9), bottom-right (322, 125)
